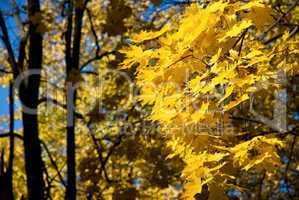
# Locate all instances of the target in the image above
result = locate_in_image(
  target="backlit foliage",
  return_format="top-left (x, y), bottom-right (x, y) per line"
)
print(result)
top-left (121, 0), bottom-right (299, 199)
top-left (0, 0), bottom-right (298, 199)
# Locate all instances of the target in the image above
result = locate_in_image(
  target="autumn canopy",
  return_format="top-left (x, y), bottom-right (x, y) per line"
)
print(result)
top-left (0, 0), bottom-right (298, 200)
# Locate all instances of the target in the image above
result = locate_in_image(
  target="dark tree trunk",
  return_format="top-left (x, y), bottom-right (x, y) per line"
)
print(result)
top-left (0, 150), bottom-right (10, 200)
top-left (7, 82), bottom-right (15, 200)
top-left (1, 1), bottom-right (44, 199)
top-left (65, 1), bottom-right (85, 199)
top-left (19, 0), bottom-right (45, 199)
top-left (65, 1), bottom-right (75, 199)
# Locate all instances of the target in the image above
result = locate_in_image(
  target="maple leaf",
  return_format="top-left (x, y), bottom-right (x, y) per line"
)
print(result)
top-left (130, 25), bottom-right (169, 43)
top-left (219, 20), bottom-right (253, 42)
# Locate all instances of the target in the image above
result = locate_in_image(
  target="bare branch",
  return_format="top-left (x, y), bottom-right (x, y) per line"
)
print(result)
top-left (80, 51), bottom-right (116, 71)
top-left (0, 133), bottom-right (23, 140)
top-left (38, 97), bottom-right (84, 119)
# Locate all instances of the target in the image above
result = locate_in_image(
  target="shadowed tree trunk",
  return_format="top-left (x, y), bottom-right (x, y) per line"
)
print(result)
top-left (0, 149), bottom-right (10, 200)
top-left (19, 0), bottom-right (45, 199)
top-left (65, 1), bottom-right (86, 199)
top-left (1, 1), bottom-right (44, 198)
top-left (7, 82), bottom-right (15, 200)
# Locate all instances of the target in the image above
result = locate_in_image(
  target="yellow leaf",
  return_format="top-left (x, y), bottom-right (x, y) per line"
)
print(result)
top-left (210, 48), bottom-right (222, 64)
top-left (131, 24), bottom-right (169, 43)
top-left (236, 1), bottom-right (265, 12)
top-left (218, 85), bottom-right (234, 103)
top-left (191, 102), bottom-right (209, 121)
top-left (243, 153), bottom-right (271, 171)
top-left (229, 49), bottom-right (239, 60)
top-left (240, 4), bottom-right (273, 29)
top-left (244, 49), bottom-right (263, 59)
top-left (224, 94), bottom-right (249, 111)
top-left (219, 20), bottom-right (252, 42)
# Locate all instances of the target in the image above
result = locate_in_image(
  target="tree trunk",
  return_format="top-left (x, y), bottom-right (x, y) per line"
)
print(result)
top-left (65, 1), bottom-right (85, 199)
top-left (7, 82), bottom-right (15, 200)
top-left (19, 0), bottom-right (45, 199)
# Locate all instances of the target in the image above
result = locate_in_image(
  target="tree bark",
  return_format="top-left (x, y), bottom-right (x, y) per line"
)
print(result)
top-left (19, 0), bottom-right (45, 199)
top-left (1, 1), bottom-right (44, 198)
top-left (7, 82), bottom-right (15, 200)
top-left (65, 1), bottom-right (85, 199)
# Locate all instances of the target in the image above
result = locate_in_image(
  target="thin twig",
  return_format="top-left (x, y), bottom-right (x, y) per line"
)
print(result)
top-left (86, 8), bottom-right (100, 55)
top-left (40, 140), bottom-right (66, 187)
top-left (238, 29), bottom-right (247, 56)
top-left (284, 135), bottom-right (297, 194)
top-left (80, 51), bottom-right (116, 70)
top-left (0, 10), bottom-right (19, 77)
top-left (38, 97), bottom-right (84, 119)
top-left (257, 170), bottom-right (266, 200)
top-left (259, 2), bottom-right (298, 39)
top-left (0, 133), bottom-right (23, 140)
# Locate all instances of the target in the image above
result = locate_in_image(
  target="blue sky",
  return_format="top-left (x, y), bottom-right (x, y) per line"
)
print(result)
top-left (0, 0), bottom-right (24, 132)
top-left (0, 86), bottom-right (22, 132)
top-left (142, 0), bottom-right (190, 21)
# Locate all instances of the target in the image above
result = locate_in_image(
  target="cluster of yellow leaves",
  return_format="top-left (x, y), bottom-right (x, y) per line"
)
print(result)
top-left (121, 0), bottom-right (299, 199)
top-left (223, 135), bottom-right (284, 171)
top-left (0, 51), bottom-right (13, 85)
top-left (167, 138), bottom-right (229, 199)
top-left (121, 1), bottom-right (282, 127)
top-left (130, 24), bottom-right (169, 43)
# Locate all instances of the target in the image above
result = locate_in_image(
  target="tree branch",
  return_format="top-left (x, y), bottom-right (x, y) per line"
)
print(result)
top-left (0, 10), bottom-right (19, 77)
top-left (284, 135), bottom-right (297, 195)
top-left (0, 133), bottom-right (23, 140)
top-left (7, 82), bottom-right (15, 200)
top-left (80, 50), bottom-right (116, 71)
top-left (259, 2), bottom-right (298, 40)
top-left (86, 8), bottom-right (100, 55)
top-left (38, 97), bottom-right (84, 119)
top-left (40, 140), bottom-right (66, 187)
